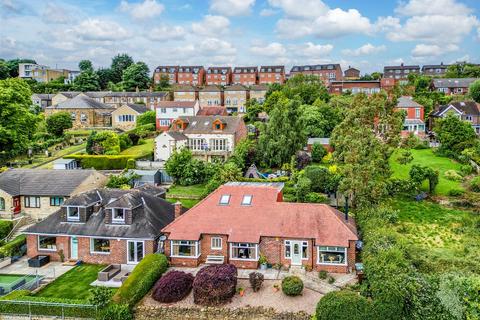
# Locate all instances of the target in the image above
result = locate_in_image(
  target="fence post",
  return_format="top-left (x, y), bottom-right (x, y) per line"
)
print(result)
top-left (62, 304), bottom-right (64, 319)
top-left (28, 301), bottom-right (31, 319)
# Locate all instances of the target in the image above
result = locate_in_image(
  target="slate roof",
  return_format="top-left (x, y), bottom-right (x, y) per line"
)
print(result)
top-left (178, 66), bottom-right (203, 74)
top-left (432, 78), bottom-right (478, 88)
top-left (0, 169), bottom-right (102, 196)
top-left (432, 101), bottom-right (480, 117)
top-left (225, 85), bottom-right (247, 91)
top-left (384, 64), bottom-right (420, 70)
top-left (124, 103), bottom-right (149, 114)
top-left (249, 84), bottom-right (268, 91)
top-left (155, 66), bottom-right (179, 73)
top-left (290, 64), bottom-right (341, 72)
top-left (260, 66), bottom-right (285, 73)
top-left (50, 95), bottom-right (112, 110)
top-left (233, 67), bottom-right (258, 74)
top-left (200, 85), bottom-right (222, 92)
top-left (173, 116), bottom-right (244, 135)
top-left (397, 96), bottom-right (423, 108)
top-left (207, 67), bottom-right (231, 74)
top-left (422, 63), bottom-right (448, 71)
top-left (104, 92), bottom-right (168, 98)
top-left (173, 85), bottom-right (196, 92)
top-left (165, 131), bottom-right (188, 140)
top-left (25, 187), bottom-right (181, 239)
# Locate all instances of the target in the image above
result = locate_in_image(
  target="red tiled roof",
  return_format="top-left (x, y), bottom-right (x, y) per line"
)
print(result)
top-left (162, 182), bottom-right (358, 247)
top-left (197, 106), bottom-right (228, 116)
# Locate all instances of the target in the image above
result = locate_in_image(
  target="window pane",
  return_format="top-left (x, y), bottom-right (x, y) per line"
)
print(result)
top-left (318, 247), bottom-right (346, 264)
top-left (92, 239), bottom-right (110, 253)
top-left (39, 236), bottom-right (56, 250)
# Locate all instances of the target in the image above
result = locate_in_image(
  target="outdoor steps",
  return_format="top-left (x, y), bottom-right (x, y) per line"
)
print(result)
top-left (10, 221), bottom-right (35, 240)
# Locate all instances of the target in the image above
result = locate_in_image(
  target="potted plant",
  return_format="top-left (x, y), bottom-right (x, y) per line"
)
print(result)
top-left (237, 287), bottom-right (245, 296)
top-left (259, 254), bottom-right (268, 270)
top-left (273, 283), bottom-right (280, 292)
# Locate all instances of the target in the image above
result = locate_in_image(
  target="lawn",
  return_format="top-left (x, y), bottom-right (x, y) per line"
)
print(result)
top-left (389, 148), bottom-right (464, 196)
top-left (166, 184), bottom-right (207, 199)
top-left (166, 198), bottom-right (201, 208)
top-left (390, 198), bottom-right (480, 274)
top-left (120, 138), bottom-right (154, 157)
top-left (34, 264), bottom-right (105, 300)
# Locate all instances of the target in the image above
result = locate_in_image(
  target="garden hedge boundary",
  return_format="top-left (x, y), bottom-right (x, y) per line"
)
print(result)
top-left (0, 220), bottom-right (13, 240)
top-left (0, 235), bottom-right (26, 257)
top-left (64, 153), bottom-right (151, 170)
top-left (113, 253), bottom-right (168, 307)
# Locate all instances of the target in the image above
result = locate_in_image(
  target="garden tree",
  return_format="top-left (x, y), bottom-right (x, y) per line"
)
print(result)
top-left (46, 112), bottom-right (72, 137)
top-left (303, 166), bottom-right (339, 193)
top-left (72, 70), bottom-right (100, 91)
top-left (331, 94), bottom-right (403, 209)
top-left (413, 92), bottom-right (451, 121)
top-left (107, 81), bottom-right (124, 92)
top-left (86, 131), bottom-right (121, 155)
top-left (27, 77), bottom-right (72, 94)
top-left (445, 62), bottom-right (480, 78)
top-left (243, 99), bottom-right (264, 123)
top-left (165, 148), bottom-right (206, 186)
top-left (311, 143), bottom-right (327, 162)
top-left (409, 164), bottom-right (439, 194)
top-left (328, 94), bottom-right (354, 110)
top-left (258, 97), bottom-right (306, 167)
top-left (78, 60), bottom-right (93, 72)
top-left (397, 149), bottom-right (413, 165)
top-left (469, 79), bottom-right (480, 103)
top-left (136, 110), bottom-right (156, 127)
top-left (96, 68), bottom-right (114, 90)
top-left (414, 75), bottom-right (432, 93)
top-left (262, 90), bottom-right (286, 114)
top-left (122, 62), bottom-right (150, 91)
top-left (111, 53), bottom-right (134, 83)
top-left (283, 74), bottom-right (330, 104)
top-left (434, 114), bottom-right (477, 156)
top-left (229, 138), bottom-right (257, 171)
top-left (296, 176), bottom-right (312, 202)
top-left (0, 78), bottom-right (38, 161)
top-left (155, 74), bottom-right (171, 90)
top-left (300, 99), bottom-right (343, 137)
top-left (106, 172), bottom-right (139, 189)
top-left (0, 60), bottom-right (9, 80)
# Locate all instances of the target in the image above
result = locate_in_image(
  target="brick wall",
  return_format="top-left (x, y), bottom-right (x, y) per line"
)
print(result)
top-left (27, 234), bottom-right (70, 261)
top-left (312, 240), bottom-right (356, 273)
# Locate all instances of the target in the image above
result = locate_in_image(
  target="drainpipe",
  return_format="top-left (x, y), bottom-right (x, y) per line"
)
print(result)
top-left (344, 195), bottom-right (349, 221)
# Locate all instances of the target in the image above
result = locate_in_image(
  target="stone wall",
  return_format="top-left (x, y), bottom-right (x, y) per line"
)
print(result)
top-left (135, 305), bottom-right (311, 320)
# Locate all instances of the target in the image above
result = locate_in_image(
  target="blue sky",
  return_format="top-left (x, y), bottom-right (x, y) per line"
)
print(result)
top-left (1, 0), bottom-right (479, 74)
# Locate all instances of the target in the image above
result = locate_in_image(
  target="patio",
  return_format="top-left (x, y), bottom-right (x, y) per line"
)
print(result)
top-left (90, 264), bottom-right (135, 288)
top-left (0, 256), bottom-right (74, 279)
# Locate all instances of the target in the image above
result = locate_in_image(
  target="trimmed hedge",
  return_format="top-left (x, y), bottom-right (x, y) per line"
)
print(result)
top-left (113, 254), bottom-right (168, 307)
top-left (98, 304), bottom-right (133, 320)
top-left (193, 264), bottom-right (237, 306)
top-left (281, 276), bottom-right (303, 296)
top-left (64, 154), bottom-right (147, 170)
top-left (152, 271), bottom-right (194, 303)
top-left (0, 221), bottom-right (13, 240)
top-left (0, 234), bottom-right (26, 257)
top-left (316, 290), bottom-right (372, 320)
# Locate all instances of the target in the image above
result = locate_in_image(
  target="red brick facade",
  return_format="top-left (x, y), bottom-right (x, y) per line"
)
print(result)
top-left (259, 66), bottom-right (285, 84)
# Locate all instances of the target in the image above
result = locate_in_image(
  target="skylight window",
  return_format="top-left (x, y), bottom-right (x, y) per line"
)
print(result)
top-left (219, 194), bottom-right (230, 205)
top-left (241, 195), bottom-right (252, 206)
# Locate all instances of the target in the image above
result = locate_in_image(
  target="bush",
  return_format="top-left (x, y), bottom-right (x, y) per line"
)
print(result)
top-left (88, 286), bottom-right (113, 309)
top-left (305, 192), bottom-right (329, 203)
top-left (295, 151), bottom-right (311, 170)
top-left (0, 221), bottom-right (13, 239)
top-left (152, 271), bottom-right (194, 303)
top-left (136, 111), bottom-right (156, 127)
top-left (296, 176), bottom-right (312, 202)
top-left (46, 112), bottom-right (72, 137)
top-left (448, 188), bottom-right (465, 197)
top-left (193, 264), bottom-right (237, 306)
top-left (444, 170), bottom-right (463, 181)
top-left (0, 235), bottom-right (26, 257)
top-left (327, 276), bottom-right (335, 284)
top-left (281, 276), bottom-right (303, 296)
top-left (319, 270), bottom-right (328, 280)
top-left (311, 143), bottom-right (327, 162)
top-left (315, 290), bottom-right (373, 320)
top-left (113, 254), bottom-right (168, 307)
top-left (470, 176), bottom-right (480, 192)
top-left (125, 158), bottom-right (135, 169)
top-left (64, 155), bottom-right (147, 170)
top-left (98, 304), bottom-right (133, 320)
top-left (460, 164), bottom-right (474, 176)
top-left (249, 272), bottom-right (264, 292)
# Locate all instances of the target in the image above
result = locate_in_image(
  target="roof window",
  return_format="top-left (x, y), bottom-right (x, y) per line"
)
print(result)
top-left (219, 194), bottom-right (230, 205)
top-left (241, 195), bottom-right (252, 206)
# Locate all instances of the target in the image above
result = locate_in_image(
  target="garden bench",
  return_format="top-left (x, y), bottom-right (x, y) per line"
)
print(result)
top-left (206, 255), bottom-right (224, 264)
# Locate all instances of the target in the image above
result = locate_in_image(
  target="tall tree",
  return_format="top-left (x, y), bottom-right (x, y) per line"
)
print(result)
top-left (300, 99), bottom-right (343, 137)
top-left (469, 79), bottom-right (480, 103)
top-left (46, 112), bottom-right (73, 137)
top-left (72, 70), bottom-right (100, 91)
top-left (0, 60), bottom-right (9, 80)
top-left (122, 62), bottom-right (150, 91)
top-left (434, 114), bottom-right (477, 155)
top-left (78, 60), bottom-right (93, 72)
top-left (96, 68), bottom-right (114, 90)
top-left (111, 53), bottom-right (134, 83)
top-left (0, 78), bottom-right (38, 161)
top-left (6, 58), bottom-right (36, 77)
top-left (283, 74), bottom-right (330, 104)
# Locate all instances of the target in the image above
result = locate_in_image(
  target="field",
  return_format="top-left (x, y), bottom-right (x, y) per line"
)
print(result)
top-left (390, 148), bottom-right (464, 195)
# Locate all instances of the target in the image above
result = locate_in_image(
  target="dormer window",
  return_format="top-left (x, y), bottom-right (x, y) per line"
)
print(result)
top-left (241, 195), bottom-right (252, 206)
top-left (67, 206), bottom-right (80, 221)
top-left (219, 194), bottom-right (230, 205)
top-left (112, 208), bottom-right (126, 223)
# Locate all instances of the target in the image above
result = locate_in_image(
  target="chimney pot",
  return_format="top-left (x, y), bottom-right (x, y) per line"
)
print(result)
top-left (174, 201), bottom-right (182, 219)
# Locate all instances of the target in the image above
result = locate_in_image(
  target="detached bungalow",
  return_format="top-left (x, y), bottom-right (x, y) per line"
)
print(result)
top-left (162, 182), bottom-right (358, 273)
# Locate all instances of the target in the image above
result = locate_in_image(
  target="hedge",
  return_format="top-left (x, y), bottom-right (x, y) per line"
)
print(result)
top-left (0, 220), bottom-right (13, 240)
top-left (0, 235), bottom-right (26, 257)
top-left (315, 290), bottom-right (373, 320)
top-left (64, 154), bottom-right (151, 170)
top-left (113, 253), bottom-right (168, 307)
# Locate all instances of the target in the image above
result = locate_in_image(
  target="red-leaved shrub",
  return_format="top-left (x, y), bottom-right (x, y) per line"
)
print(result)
top-left (152, 270), bottom-right (194, 303)
top-left (193, 264), bottom-right (237, 306)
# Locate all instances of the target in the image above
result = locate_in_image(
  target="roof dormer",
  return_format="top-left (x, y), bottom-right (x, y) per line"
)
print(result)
top-left (212, 118), bottom-right (226, 131)
top-left (174, 118), bottom-right (189, 131)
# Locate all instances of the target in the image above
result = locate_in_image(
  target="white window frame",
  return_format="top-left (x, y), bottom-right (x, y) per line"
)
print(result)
top-left (170, 240), bottom-right (200, 258)
top-left (229, 242), bottom-right (258, 261)
top-left (219, 194), bottom-right (230, 205)
top-left (90, 238), bottom-right (111, 254)
top-left (415, 108), bottom-right (420, 119)
top-left (66, 206), bottom-right (80, 222)
top-left (211, 237), bottom-right (222, 250)
top-left (317, 246), bottom-right (348, 266)
top-left (284, 240), bottom-right (308, 260)
top-left (111, 208), bottom-right (126, 223)
top-left (241, 195), bottom-right (253, 206)
top-left (38, 235), bottom-right (57, 251)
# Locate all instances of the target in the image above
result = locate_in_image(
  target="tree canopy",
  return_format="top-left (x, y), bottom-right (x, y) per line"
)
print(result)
top-left (300, 99), bottom-right (343, 137)
top-left (434, 114), bottom-right (477, 156)
top-left (111, 53), bottom-right (134, 83)
top-left (122, 62), bottom-right (150, 91)
top-left (46, 112), bottom-right (73, 137)
top-left (72, 70), bottom-right (100, 91)
top-left (469, 79), bottom-right (480, 103)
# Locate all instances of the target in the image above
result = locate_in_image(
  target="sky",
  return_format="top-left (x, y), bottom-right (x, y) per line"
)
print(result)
top-left (1, 0), bottom-right (480, 74)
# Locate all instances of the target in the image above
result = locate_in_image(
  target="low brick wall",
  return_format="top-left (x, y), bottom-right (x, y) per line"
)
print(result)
top-left (135, 305), bottom-right (311, 320)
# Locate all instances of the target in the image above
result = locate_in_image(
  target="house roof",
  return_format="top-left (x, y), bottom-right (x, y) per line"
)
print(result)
top-left (397, 96), bottom-right (423, 108)
top-left (249, 84), bottom-right (268, 91)
top-left (233, 67), bottom-right (258, 73)
top-left (196, 106), bottom-right (229, 116)
top-left (422, 63), bottom-right (448, 71)
top-left (260, 66), bottom-right (285, 73)
top-left (25, 187), bottom-right (182, 239)
top-left (344, 67), bottom-right (360, 73)
top-left (165, 131), bottom-right (188, 140)
top-left (155, 66), bottom-right (179, 73)
top-left (157, 101), bottom-right (197, 108)
top-left (290, 64), bottom-right (341, 72)
top-left (200, 85), bottom-right (222, 92)
top-left (178, 66), bottom-right (204, 74)
top-left (172, 116), bottom-right (244, 135)
top-left (173, 85), bottom-right (197, 92)
top-left (0, 169), bottom-right (103, 196)
top-left (49, 94), bottom-right (112, 110)
top-left (32, 93), bottom-right (55, 99)
top-left (432, 78), bottom-right (478, 88)
top-left (162, 182), bottom-right (358, 246)
top-left (122, 103), bottom-right (149, 114)
top-left (384, 64), bottom-right (420, 70)
top-left (432, 101), bottom-right (480, 117)
top-left (207, 67), bottom-right (231, 74)
top-left (104, 91), bottom-right (167, 98)
top-left (225, 85), bottom-right (247, 91)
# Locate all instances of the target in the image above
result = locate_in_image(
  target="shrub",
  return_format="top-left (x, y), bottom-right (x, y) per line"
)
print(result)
top-left (46, 112), bottom-right (72, 137)
top-left (98, 304), bottom-right (133, 320)
top-left (305, 192), bottom-right (329, 203)
top-left (319, 270), bottom-right (328, 280)
top-left (125, 158), bottom-right (135, 169)
top-left (470, 176), bottom-right (480, 192)
top-left (193, 264), bottom-right (237, 306)
top-left (249, 272), bottom-right (264, 292)
top-left (327, 276), bottom-right (335, 284)
top-left (448, 188), bottom-right (465, 197)
top-left (152, 271), bottom-right (194, 303)
top-left (296, 176), bottom-right (312, 202)
top-left (444, 170), bottom-right (463, 181)
top-left (136, 111), bottom-right (156, 127)
top-left (0, 235), bottom-right (26, 257)
top-left (311, 143), bottom-right (327, 162)
top-left (460, 164), bottom-right (474, 176)
top-left (295, 151), bottom-right (311, 170)
top-left (0, 220), bottom-right (13, 239)
top-left (113, 254), bottom-right (168, 307)
top-left (315, 290), bottom-right (373, 320)
top-left (118, 134), bottom-right (132, 151)
top-left (65, 155), bottom-right (148, 170)
top-left (281, 276), bottom-right (303, 296)
top-left (88, 286), bottom-right (113, 309)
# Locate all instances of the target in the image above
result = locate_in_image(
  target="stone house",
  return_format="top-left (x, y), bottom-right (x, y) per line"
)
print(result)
top-left (0, 169), bottom-right (106, 221)
top-left (224, 85), bottom-right (248, 113)
top-left (249, 84), bottom-right (268, 103)
top-left (162, 182), bottom-right (358, 273)
top-left (31, 94), bottom-right (54, 110)
top-left (199, 85), bottom-right (222, 107)
top-left (25, 186), bottom-right (184, 264)
top-left (173, 85), bottom-right (197, 102)
top-left (111, 103), bottom-right (149, 131)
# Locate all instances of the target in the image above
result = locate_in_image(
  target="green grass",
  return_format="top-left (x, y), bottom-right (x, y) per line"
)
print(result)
top-left (34, 264), bottom-right (105, 300)
top-left (0, 275), bottom-right (36, 286)
top-left (166, 198), bottom-right (201, 208)
top-left (390, 148), bottom-right (464, 195)
top-left (120, 138), bottom-right (154, 156)
top-left (166, 183), bottom-right (207, 199)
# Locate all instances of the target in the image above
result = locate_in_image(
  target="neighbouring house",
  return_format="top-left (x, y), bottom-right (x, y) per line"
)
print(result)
top-left (45, 94), bottom-right (114, 129)
top-left (329, 80), bottom-right (381, 95)
top-left (153, 66), bottom-right (179, 85)
top-left (430, 101), bottom-right (480, 134)
top-left (306, 138), bottom-right (333, 153)
top-left (249, 84), bottom-right (268, 104)
top-left (289, 64), bottom-right (343, 85)
top-left (206, 67), bottom-right (232, 86)
top-left (197, 106), bottom-right (229, 116)
top-left (383, 63), bottom-right (420, 81)
top-left (232, 67), bottom-right (258, 85)
top-left (259, 66), bottom-right (285, 84)
top-left (162, 182), bottom-right (358, 273)
top-left (155, 100), bottom-right (200, 131)
top-left (31, 94), bottom-right (54, 110)
top-left (53, 158), bottom-right (78, 170)
top-left (396, 96), bottom-right (426, 137)
top-left (111, 104), bottom-right (149, 131)
top-left (0, 169), bottom-right (107, 221)
top-left (24, 186), bottom-right (184, 264)
top-left (224, 85), bottom-right (248, 113)
top-left (155, 115), bottom-right (247, 162)
top-left (173, 85), bottom-right (198, 102)
top-left (380, 78), bottom-right (396, 91)
top-left (199, 85), bottom-right (222, 107)
top-left (431, 78), bottom-right (479, 95)
top-left (126, 170), bottom-right (162, 187)
top-left (343, 67), bottom-right (360, 80)
top-left (51, 92), bottom-right (81, 105)
top-left (178, 66), bottom-right (205, 86)
top-left (103, 92), bottom-right (169, 109)
top-left (422, 63), bottom-right (449, 76)
top-left (18, 63), bottom-right (75, 83)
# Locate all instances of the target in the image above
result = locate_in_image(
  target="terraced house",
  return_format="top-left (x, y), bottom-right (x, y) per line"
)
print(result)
top-left (431, 78), bottom-right (479, 95)
top-left (290, 64), bottom-right (343, 84)
top-left (162, 182), bottom-right (358, 273)
top-left (178, 66), bottom-right (205, 86)
top-left (232, 67), bottom-right (258, 85)
top-left (173, 85), bottom-right (197, 102)
top-left (199, 85), bottom-right (222, 107)
top-left (259, 66), bottom-right (285, 84)
top-left (153, 66), bottom-right (178, 85)
top-left (224, 85), bottom-right (248, 113)
top-left (206, 67), bottom-right (232, 86)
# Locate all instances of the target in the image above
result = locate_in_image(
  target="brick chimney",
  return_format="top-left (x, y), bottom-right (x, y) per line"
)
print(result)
top-left (174, 201), bottom-right (183, 219)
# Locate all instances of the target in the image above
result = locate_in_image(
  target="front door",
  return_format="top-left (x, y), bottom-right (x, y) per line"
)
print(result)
top-left (127, 240), bottom-right (144, 264)
top-left (70, 237), bottom-right (78, 260)
top-left (291, 241), bottom-right (302, 266)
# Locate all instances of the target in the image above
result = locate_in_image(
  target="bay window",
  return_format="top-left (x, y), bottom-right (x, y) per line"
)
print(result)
top-left (38, 236), bottom-right (56, 251)
top-left (230, 243), bottom-right (258, 260)
top-left (171, 240), bottom-right (200, 258)
top-left (317, 246), bottom-right (347, 265)
top-left (91, 238), bottom-right (110, 254)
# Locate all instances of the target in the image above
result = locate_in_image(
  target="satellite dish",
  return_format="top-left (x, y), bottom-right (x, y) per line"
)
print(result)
top-left (159, 235), bottom-right (167, 241)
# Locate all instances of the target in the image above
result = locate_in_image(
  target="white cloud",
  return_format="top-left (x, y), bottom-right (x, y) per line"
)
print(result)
top-left (374, 16), bottom-right (400, 32)
top-left (71, 19), bottom-right (132, 41)
top-left (342, 43), bottom-right (386, 56)
top-left (250, 42), bottom-right (286, 57)
top-left (210, 0), bottom-right (255, 16)
top-left (260, 8), bottom-right (276, 17)
top-left (395, 0), bottom-right (472, 16)
top-left (295, 42), bottom-right (333, 57)
top-left (41, 2), bottom-right (72, 23)
top-left (119, 0), bottom-right (164, 20)
top-left (191, 15), bottom-right (230, 36)
top-left (199, 38), bottom-right (236, 56)
top-left (149, 25), bottom-right (186, 41)
top-left (411, 43), bottom-right (459, 57)
top-left (268, 0), bottom-right (328, 19)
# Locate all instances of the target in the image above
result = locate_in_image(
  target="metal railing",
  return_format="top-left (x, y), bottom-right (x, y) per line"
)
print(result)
top-left (0, 300), bottom-right (97, 319)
